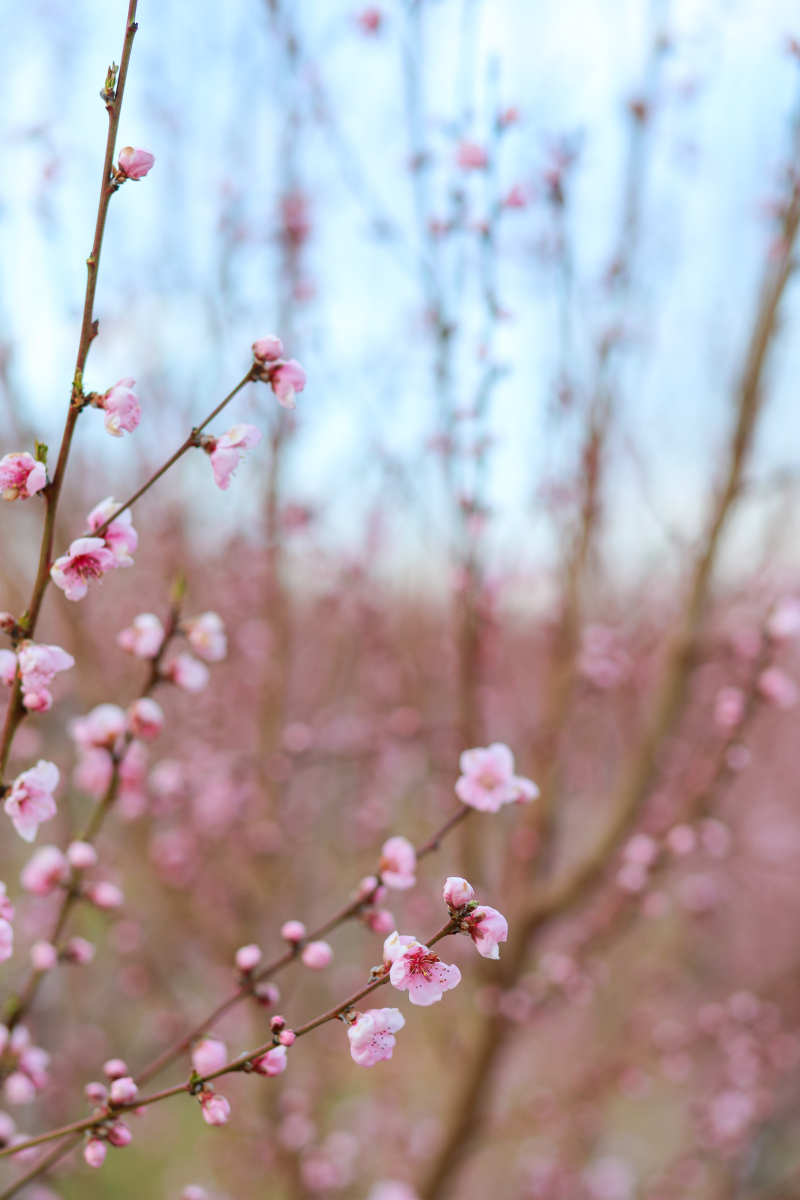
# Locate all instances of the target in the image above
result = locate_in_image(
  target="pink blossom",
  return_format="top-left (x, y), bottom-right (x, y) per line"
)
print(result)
top-left (109, 1077), bottom-right (137, 1105)
top-left (22, 690), bottom-right (51, 714)
top-left (0, 921), bottom-right (12, 964)
top-left (127, 697), bottom-right (164, 741)
top-left (281, 920), bottom-right (307, 944)
top-left (462, 905), bottom-right (508, 959)
top-left (117, 146), bottom-right (155, 180)
top-left (70, 703), bottom-right (127, 752)
top-left (66, 841), bottom-right (98, 870)
top-left (87, 498), bottom-right (138, 567)
top-left (455, 743), bottom-right (539, 813)
top-left (714, 686), bottom-right (746, 729)
top-left (235, 943), bottom-right (262, 972)
top-left (84, 1137), bottom-right (107, 1169)
top-left (389, 939), bottom-right (461, 1005)
top-left (164, 654), bottom-right (210, 693)
top-left (253, 1045), bottom-right (288, 1076)
top-left (64, 937), bottom-right (95, 964)
top-left (17, 641), bottom-right (74, 712)
top-left (456, 141), bottom-right (488, 170)
top-left (207, 424), bottom-right (263, 490)
top-left (379, 836), bottom-right (416, 890)
top-left (4, 1073), bottom-right (35, 1106)
top-left (103, 1059), bottom-right (129, 1080)
top-left (270, 1015), bottom-right (287, 1033)
top-left (269, 360), bottom-right (306, 409)
top-left (253, 335), bottom-right (284, 362)
top-left (347, 1008), bottom-right (405, 1067)
top-left (0, 453), bottom-right (46, 501)
top-left (98, 378), bottom-right (140, 437)
top-left (85, 1081), bottom-right (109, 1105)
top-left (503, 184), bottom-right (528, 209)
top-left (255, 982), bottom-right (280, 1007)
top-left (758, 667), bottom-right (798, 709)
top-left (624, 834), bottom-right (659, 865)
top-left (666, 825), bottom-right (697, 857)
top-left (117, 613), bottom-right (166, 659)
top-left (199, 1090), bottom-right (230, 1126)
top-left (767, 596), bottom-right (800, 641)
top-left (0, 884), bottom-right (13, 924)
top-left (363, 907), bottom-right (396, 935)
top-left (443, 876), bottom-right (474, 909)
top-left (4, 761), bottom-right (59, 842)
top-left (50, 537), bottom-right (115, 601)
top-left (191, 1037), bottom-right (228, 1077)
top-left (301, 940), bottom-right (333, 969)
top-left (20, 846), bottom-right (68, 895)
top-left (0, 651), bottom-right (16, 687)
top-left (106, 1121), bottom-right (133, 1147)
top-left (84, 881), bottom-right (124, 910)
top-left (30, 941), bottom-right (57, 972)
top-left (73, 749), bottom-right (114, 800)
top-left (383, 931), bottom-right (417, 966)
top-left (184, 612), bottom-right (227, 662)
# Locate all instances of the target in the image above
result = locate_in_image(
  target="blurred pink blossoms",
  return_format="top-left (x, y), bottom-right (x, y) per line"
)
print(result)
top-left (16, 641), bottom-right (75, 712)
top-left (379, 836), bottom-right (416, 889)
top-left (205, 424), bottom-right (262, 491)
top-left (4, 761), bottom-right (59, 842)
top-left (0, 453), bottom-right (46, 501)
top-left (117, 612), bottom-right (165, 659)
top-left (455, 743), bottom-right (539, 812)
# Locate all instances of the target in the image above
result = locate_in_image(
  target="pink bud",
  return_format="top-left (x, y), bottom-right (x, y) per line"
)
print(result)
top-left (363, 907), bottom-right (396, 935)
top-left (199, 1091), bottom-right (230, 1126)
top-left (281, 920), bottom-right (306, 944)
top-left (301, 940), bottom-right (333, 970)
top-left (235, 944), bottom-right (262, 972)
top-left (106, 1120), bottom-right (132, 1147)
top-left (191, 1037), bottom-right (228, 1077)
top-left (456, 141), bottom-right (488, 170)
top-left (99, 378), bottom-right (140, 438)
top-left (278, 1029), bottom-right (295, 1047)
top-left (64, 937), bottom-right (95, 965)
top-left (117, 146), bottom-right (155, 180)
top-left (109, 1076), bottom-right (137, 1105)
top-left (758, 667), bottom-right (798, 709)
top-left (85, 1081), bottom-right (108, 1105)
top-left (5, 1072), bottom-right (36, 1105)
top-left (252, 1045), bottom-right (287, 1077)
top-left (30, 941), bottom-right (58, 972)
top-left (117, 613), bottom-right (165, 659)
top-left (164, 654), bottom-right (210, 694)
top-left (20, 845), bottom-right (69, 896)
top-left (270, 1015), bottom-right (286, 1033)
top-left (443, 877), bottom-right (474, 908)
top-left (67, 840), bottom-right (98, 870)
top-left (255, 982), bottom-right (280, 1007)
top-left (84, 1136), bottom-right (107, 1168)
top-left (127, 697), bottom-right (164, 741)
top-left (85, 881), bottom-right (124, 910)
top-left (269, 360), bottom-right (306, 409)
top-left (253, 336), bottom-right (284, 363)
top-left (103, 1059), bottom-right (129, 1081)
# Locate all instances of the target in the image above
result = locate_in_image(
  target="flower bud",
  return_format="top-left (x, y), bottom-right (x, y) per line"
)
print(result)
top-left (109, 1076), bottom-right (137, 1105)
top-left (85, 1081), bottom-right (108, 1105)
top-left (443, 877), bottom-right (474, 909)
top-left (84, 1137), bottom-right (107, 1168)
top-left (235, 943), bottom-right (262, 973)
top-left (281, 920), bottom-right (306, 944)
top-left (255, 982), bottom-right (280, 1007)
top-left (67, 840), bottom-right (98, 870)
top-left (106, 1120), bottom-right (132, 1147)
top-left (127, 697), bottom-right (164, 741)
top-left (191, 1037), bottom-right (228, 1077)
top-left (253, 336), bottom-right (284, 363)
top-left (103, 1059), bottom-right (129, 1081)
top-left (301, 941), bottom-right (333, 970)
top-left (30, 941), bottom-right (58, 972)
top-left (85, 881), bottom-right (124, 910)
top-left (278, 1029), bottom-right (296, 1047)
top-left (117, 146), bottom-right (155, 180)
top-left (199, 1090), bottom-right (230, 1126)
top-left (270, 1015), bottom-right (286, 1033)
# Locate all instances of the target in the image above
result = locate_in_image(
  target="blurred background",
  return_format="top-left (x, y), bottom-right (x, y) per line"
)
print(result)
top-left (1, 0), bottom-right (800, 1197)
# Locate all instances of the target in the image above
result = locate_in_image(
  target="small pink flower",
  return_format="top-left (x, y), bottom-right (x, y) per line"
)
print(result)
top-left (106, 1120), bottom-right (132, 1147)
top-left (456, 141), bottom-right (488, 170)
top-left (164, 654), bottom-right (210, 693)
top-left (0, 453), bottom-right (46, 501)
top-left (462, 905), bottom-right (508, 960)
top-left (184, 612), bottom-right (227, 662)
top-left (191, 1037), bottom-right (228, 1077)
top-left (455, 743), bottom-right (539, 813)
top-left (389, 939), bottom-right (461, 1005)
top-left (109, 1076), bottom-right (137, 1105)
top-left (117, 613), bottom-right (166, 659)
top-left (87, 498), bottom-right (138, 567)
top-left (98, 377), bottom-right (140, 437)
top-left (758, 667), bottom-right (798, 709)
top-left (30, 941), bottom-right (57, 972)
top-left (50, 537), bottom-right (115, 601)
top-left (207, 424), bottom-right (263, 490)
top-left (84, 1136), bottom-right (107, 1168)
top-left (301, 941), bottom-right (333, 969)
top-left (347, 1008), bottom-right (405, 1067)
top-left (199, 1090), bottom-right (230, 1126)
top-left (127, 697), bottom-right (164, 741)
top-left (281, 920), bottom-right (306, 944)
top-left (20, 845), bottom-right (69, 895)
top-left (714, 687), bottom-right (746, 729)
top-left (252, 1045), bottom-right (287, 1077)
top-left (253, 335), bottom-right (284, 362)
top-left (4, 761), bottom-right (59, 842)
top-left (235, 944), bottom-right (262, 972)
top-left (17, 641), bottom-right (74, 712)
top-left (70, 703), bottom-right (127, 751)
top-left (379, 836), bottom-right (416, 890)
top-left (269, 360), bottom-right (306, 409)
top-left (443, 877), bottom-right (474, 909)
top-left (84, 881), bottom-right (124, 910)
top-left (64, 937), bottom-right (95, 964)
top-left (0, 920), bottom-right (13, 964)
top-left (67, 841), bottom-right (98, 870)
top-left (117, 146), bottom-right (155, 180)
top-left (103, 1059), bottom-right (129, 1081)
top-left (0, 650), bottom-right (16, 687)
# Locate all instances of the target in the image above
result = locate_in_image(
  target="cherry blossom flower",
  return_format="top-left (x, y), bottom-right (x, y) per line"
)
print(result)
top-left (50, 537), bottom-right (115, 601)
top-left (281, 920), bottom-right (307, 944)
top-left (253, 335), bottom-right (284, 362)
top-left (0, 453), bottom-right (46, 501)
top-left (73, 748), bottom-right (114, 800)
top-left (758, 667), bottom-right (798, 709)
top-left (199, 1090), bottom-right (230, 1126)
top-left (4, 761), bottom-right (59, 842)
top-left (103, 1059), bottom-right (129, 1081)
top-left (16, 640), bottom-right (74, 712)
top-left (97, 378), bottom-right (140, 437)
top-left (127, 697), bottom-right (164, 741)
top-left (235, 944), bottom-right (262, 972)
top-left (191, 1037), bottom-right (228, 1076)
top-left (70, 703), bottom-right (127, 752)
top-left (117, 613), bottom-right (165, 659)
top-left (0, 921), bottom-right (12, 965)
top-left (455, 743), bottom-right (539, 813)
top-left (84, 1137), bottom-right (107, 1169)
top-left (5, 1073), bottom-right (35, 1106)
top-left (269, 360), bottom-right (306, 409)
top-left (363, 907), bottom-right (396, 935)
top-left (206, 424), bottom-right (263, 490)
top-left (347, 1008), bottom-right (405, 1067)
top-left (84, 881), bottom-right (124, 910)
top-left (252, 1046), bottom-right (288, 1077)
top-left (106, 1121), bottom-right (133, 1147)
top-left (443, 877), bottom-right (474, 909)
top-left (117, 146), bottom-right (155, 179)
top-left (462, 905), bottom-right (508, 959)
top-left (278, 1029), bottom-right (295, 1046)
top-left (164, 653), bottom-right (210, 693)
top-left (64, 937), bottom-right (95, 964)
top-left (20, 846), bottom-right (69, 896)
top-left (0, 650), bottom-right (16, 687)
top-left (301, 941), bottom-right (333, 969)
top-left (30, 941), bottom-right (57, 972)
top-left (456, 141), bottom-right (488, 170)
top-left (109, 1077), bottom-right (137, 1105)
top-left (87, 498), bottom-right (138, 567)
top-left (388, 938), bottom-right (461, 1005)
top-left (383, 931), bottom-right (417, 966)
top-left (379, 836), bottom-right (417, 889)
top-left (184, 612), bottom-right (227, 662)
